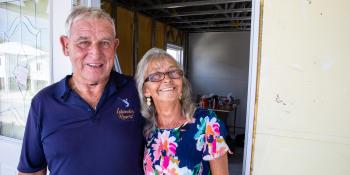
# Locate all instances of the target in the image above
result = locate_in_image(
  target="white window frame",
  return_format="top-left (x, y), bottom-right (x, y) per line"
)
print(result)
top-left (166, 44), bottom-right (184, 68)
top-left (0, 1), bottom-right (76, 174)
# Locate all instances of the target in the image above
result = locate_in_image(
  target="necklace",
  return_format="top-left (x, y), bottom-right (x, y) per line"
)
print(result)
top-left (157, 117), bottom-right (187, 129)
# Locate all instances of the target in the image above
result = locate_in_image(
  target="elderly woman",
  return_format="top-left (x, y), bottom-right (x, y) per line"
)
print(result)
top-left (135, 48), bottom-right (230, 175)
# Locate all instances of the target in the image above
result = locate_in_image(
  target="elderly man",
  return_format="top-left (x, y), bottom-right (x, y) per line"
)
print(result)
top-left (17, 7), bottom-right (144, 175)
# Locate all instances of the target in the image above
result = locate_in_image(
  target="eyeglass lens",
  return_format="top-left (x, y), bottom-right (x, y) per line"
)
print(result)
top-left (145, 70), bottom-right (183, 82)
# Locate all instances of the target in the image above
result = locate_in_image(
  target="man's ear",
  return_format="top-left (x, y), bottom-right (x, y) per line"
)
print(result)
top-left (114, 38), bottom-right (119, 50)
top-left (60, 35), bottom-right (69, 56)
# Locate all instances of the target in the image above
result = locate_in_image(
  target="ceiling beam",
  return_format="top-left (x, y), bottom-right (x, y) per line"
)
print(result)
top-left (140, 0), bottom-right (183, 21)
top-left (168, 16), bottom-right (251, 24)
top-left (157, 8), bottom-right (252, 18)
top-left (186, 28), bottom-right (250, 33)
top-left (177, 22), bottom-right (251, 29)
top-left (139, 0), bottom-right (251, 10)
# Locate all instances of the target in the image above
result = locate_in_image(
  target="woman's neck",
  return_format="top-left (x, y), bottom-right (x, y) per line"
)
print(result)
top-left (155, 102), bottom-right (187, 129)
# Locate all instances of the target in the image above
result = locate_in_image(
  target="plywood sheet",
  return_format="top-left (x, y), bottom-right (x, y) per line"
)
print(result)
top-left (116, 6), bottom-right (133, 75)
top-left (155, 21), bottom-right (165, 49)
top-left (137, 13), bottom-right (152, 62)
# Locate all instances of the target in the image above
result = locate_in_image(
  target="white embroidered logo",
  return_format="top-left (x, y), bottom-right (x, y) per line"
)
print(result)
top-left (122, 98), bottom-right (130, 107)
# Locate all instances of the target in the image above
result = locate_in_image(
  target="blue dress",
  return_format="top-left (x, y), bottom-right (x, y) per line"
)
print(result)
top-left (143, 108), bottom-right (230, 175)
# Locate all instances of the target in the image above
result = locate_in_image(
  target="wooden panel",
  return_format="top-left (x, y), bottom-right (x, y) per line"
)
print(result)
top-left (155, 21), bottom-right (166, 49)
top-left (116, 7), bottom-right (134, 76)
top-left (101, 0), bottom-right (112, 14)
top-left (166, 26), bottom-right (183, 46)
top-left (137, 13), bottom-right (152, 62)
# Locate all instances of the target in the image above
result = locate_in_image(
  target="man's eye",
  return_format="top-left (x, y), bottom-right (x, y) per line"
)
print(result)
top-left (101, 41), bottom-right (112, 48)
top-left (78, 41), bottom-right (90, 48)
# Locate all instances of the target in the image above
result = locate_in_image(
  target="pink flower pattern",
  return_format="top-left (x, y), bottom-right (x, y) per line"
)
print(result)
top-left (143, 109), bottom-right (229, 175)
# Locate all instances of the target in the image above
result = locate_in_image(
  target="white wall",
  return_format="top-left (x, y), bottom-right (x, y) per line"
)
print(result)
top-left (252, 0), bottom-right (350, 175)
top-left (0, 137), bottom-right (21, 175)
top-left (188, 32), bottom-right (250, 136)
top-left (51, 0), bottom-right (73, 83)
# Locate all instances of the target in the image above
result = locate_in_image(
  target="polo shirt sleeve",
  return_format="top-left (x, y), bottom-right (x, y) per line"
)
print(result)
top-left (17, 99), bottom-right (47, 173)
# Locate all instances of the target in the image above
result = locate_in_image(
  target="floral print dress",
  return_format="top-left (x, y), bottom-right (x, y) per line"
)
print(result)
top-left (143, 108), bottom-right (230, 175)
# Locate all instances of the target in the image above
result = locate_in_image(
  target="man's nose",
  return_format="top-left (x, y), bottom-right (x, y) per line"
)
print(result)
top-left (89, 44), bottom-right (101, 57)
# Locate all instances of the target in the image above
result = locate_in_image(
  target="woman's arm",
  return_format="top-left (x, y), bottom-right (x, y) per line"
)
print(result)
top-left (209, 153), bottom-right (229, 175)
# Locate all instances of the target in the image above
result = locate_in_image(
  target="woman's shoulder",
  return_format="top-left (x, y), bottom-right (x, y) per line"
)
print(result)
top-left (194, 107), bottom-right (218, 120)
top-left (191, 108), bottom-right (222, 127)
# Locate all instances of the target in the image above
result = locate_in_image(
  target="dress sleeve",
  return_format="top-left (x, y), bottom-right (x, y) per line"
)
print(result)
top-left (201, 110), bottom-right (230, 161)
top-left (17, 99), bottom-right (47, 173)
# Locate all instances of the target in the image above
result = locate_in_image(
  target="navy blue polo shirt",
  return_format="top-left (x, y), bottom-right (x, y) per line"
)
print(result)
top-left (18, 71), bottom-right (144, 175)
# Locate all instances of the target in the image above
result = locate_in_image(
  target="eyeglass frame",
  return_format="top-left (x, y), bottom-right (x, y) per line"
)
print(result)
top-left (144, 69), bottom-right (184, 83)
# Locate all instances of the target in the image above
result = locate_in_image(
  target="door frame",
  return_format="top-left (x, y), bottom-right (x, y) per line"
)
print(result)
top-left (243, 0), bottom-right (262, 174)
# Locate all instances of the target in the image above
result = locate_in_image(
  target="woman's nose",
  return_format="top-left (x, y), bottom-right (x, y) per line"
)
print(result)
top-left (162, 73), bottom-right (172, 82)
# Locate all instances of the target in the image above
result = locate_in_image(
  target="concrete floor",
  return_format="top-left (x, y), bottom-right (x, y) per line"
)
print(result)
top-left (228, 147), bottom-right (243, 175)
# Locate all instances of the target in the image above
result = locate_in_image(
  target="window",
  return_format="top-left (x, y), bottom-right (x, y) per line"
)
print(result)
top-left (0, 0), bottom-right (50, 139)
top-left (166, 44), bottom-right (183, 68)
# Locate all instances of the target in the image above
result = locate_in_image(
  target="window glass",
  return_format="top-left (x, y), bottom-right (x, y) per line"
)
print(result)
top-left (73, 0), bottom-right (81, 6)
top-left (0, 0), bottom-right (50, 139)
top-left (166, 44), bottom-right (183, 68)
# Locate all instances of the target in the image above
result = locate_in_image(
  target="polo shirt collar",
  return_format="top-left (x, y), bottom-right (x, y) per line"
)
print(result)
top-left (55, 71), bottom-right (130, 102)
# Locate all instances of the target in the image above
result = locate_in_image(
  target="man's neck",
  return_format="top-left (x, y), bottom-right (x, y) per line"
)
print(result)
top-left (69, 76), bottom-right (109, 109)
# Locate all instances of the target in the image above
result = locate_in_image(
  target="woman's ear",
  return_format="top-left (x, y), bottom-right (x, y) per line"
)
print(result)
top-left (60, 35), bottom-right (69, 56)
top-left (143, 86), bottom-right (151, 97)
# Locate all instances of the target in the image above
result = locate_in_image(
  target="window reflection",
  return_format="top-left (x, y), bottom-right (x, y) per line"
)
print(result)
top-left (0, 0), bottom-right (49, 139)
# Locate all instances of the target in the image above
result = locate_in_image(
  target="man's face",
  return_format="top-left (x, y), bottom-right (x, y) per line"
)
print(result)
top-left (60, 18), bottom-right (118, 84)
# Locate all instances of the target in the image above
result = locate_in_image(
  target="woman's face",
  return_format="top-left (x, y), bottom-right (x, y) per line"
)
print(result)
top-left (143, 57), bottom-right (183, 106)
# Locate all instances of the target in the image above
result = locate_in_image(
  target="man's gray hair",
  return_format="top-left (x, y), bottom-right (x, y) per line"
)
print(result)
top-left (65, 6), bottom-right (116, 37)
top-left (135, 48), bottom-right (196, 136)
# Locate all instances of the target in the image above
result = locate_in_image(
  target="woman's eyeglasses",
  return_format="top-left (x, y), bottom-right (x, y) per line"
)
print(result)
top-left (145, 69), bottom-right (183, 82)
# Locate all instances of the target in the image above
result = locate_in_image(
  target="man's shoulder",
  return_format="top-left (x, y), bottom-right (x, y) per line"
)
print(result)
top-left (111, 71), bottom-right (136, 88)
top-left (33, 77), bottom-right (67, 101)
top-left (112, 71), bottom-right (133, 81)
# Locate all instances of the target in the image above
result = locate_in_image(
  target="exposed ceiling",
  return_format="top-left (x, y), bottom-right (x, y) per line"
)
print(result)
top-left (110, 0), bottom-right (252, 33)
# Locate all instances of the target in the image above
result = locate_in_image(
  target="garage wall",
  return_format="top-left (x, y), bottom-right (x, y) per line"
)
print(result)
top-left (252, 1), bottom-right (350, 174)
top-left (188, 32), bottom-right (250, 136)
top-left (115, 7), bottom-right (134, 75)
top-left (102, 1), bottom-right (183, 76)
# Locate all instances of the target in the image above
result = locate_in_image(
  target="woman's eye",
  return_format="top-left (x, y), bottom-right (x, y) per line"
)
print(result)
top-left (169, 70), bottom-right (182, 77)
top-left (169, 70), bottom-right (177, 75)
top-left (151, 74), bottom-right (161, 79)
top-left (150, 73), bottom-right (162, 81)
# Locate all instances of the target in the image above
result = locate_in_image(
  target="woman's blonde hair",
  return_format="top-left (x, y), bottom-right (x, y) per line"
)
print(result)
top-left (135, 48), bottom-right (195, 136)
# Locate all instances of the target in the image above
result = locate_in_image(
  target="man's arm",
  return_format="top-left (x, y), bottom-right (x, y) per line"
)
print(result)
top-left (18, 168), bottom-right (47, 175)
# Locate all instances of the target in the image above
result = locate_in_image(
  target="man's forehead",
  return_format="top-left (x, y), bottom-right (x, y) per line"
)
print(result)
top-left (73, 17), bottom-right (112, 26)
top-left (70, 26), bottom-right (115, 40)
top-left (70, 19), bottom-right (114, 33)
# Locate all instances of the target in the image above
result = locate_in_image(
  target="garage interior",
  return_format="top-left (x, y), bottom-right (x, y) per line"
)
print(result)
top-left (101, 0), bottom-right (252, 174)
